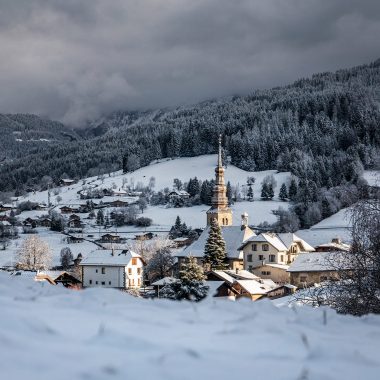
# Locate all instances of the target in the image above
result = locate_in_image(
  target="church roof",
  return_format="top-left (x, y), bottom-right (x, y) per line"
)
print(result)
top-left (177, 226), bottom-right (255, 259)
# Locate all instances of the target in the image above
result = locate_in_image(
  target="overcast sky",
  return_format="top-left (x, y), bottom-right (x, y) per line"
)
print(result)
top-left (0, 0), bottom-right (379, 126)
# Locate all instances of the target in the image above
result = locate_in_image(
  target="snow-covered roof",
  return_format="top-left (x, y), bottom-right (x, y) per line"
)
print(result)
top-left (234, 279), bottom-right (277, 295)
top-left (224, 269), bottom-right (260, 280)
top-left (80, 249), bottom-right (142, 266)
top-left (210, 270), bottom-right (236, 284)
top-left (315, 241), bottom-right (350, 251)
top-left (262, 263), bottom-right (289, 270)
top-left (151, 277), bottom-right (177, 286)
top-left (287, 251), bottom-right (351, 272)
top-left (240, 232), bottom-right (315, 252)
top-left (0, 221), bottom-right (11, 226)
top-left (178, 226), bottom-right (255, 259)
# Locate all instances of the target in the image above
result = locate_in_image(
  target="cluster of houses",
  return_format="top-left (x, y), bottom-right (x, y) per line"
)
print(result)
top-left (1, 145), bottom-right (353, 302)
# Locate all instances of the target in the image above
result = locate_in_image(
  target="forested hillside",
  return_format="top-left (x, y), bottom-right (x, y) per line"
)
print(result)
top-left (0, 114), bottom-right (82, 162)
top-left (1, 59), bottom-right (379, 198)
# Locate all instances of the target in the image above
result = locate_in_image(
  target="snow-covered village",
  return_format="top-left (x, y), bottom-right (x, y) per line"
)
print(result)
top-left (1, 1), bottom-right (380, 380)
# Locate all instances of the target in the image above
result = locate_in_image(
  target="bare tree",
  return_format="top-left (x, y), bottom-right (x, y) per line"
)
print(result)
top-left (16, 235), bottom-right (52, 271)
top-left (294, 185), bottom-right (380, 315)
top-left (145, 248), bottom-right (175, 282)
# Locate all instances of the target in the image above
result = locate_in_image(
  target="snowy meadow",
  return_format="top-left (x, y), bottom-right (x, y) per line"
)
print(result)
top-left (1, 273), bottom-right (380, 380)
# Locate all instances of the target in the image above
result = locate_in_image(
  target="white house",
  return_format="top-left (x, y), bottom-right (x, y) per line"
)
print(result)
top-left (239, 233), bottom-right (315, 283)
top-left (79, 249), bottom-right (145, 289)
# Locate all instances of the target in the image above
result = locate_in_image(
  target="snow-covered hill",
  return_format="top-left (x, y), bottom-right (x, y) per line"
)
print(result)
top-left (1, 273), bottom-right (379, 380)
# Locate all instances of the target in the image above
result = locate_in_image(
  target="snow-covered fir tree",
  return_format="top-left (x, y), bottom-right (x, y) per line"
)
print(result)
top-left (203, 219), bottom-right (228, 270)
top-left (160, 256), bottom-right (209, 302)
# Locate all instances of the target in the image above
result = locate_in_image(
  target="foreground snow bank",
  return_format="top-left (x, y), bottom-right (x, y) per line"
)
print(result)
top-left (1, 274), bottom-right (380, 380)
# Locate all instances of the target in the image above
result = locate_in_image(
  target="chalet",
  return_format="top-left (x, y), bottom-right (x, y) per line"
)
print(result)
top-left (98, 233), bottom-right (126, 244)
top-left (35, 203), bottom-right (48, 211)
top-left (23, 218), bottom-right (38, 228)
top-left (67, 234), bottom-right (84, 244)
top-left (106, 199), bottom-right (129, 208)
top-left (36, 271), bottom-right (81, 288)
top-left (169, 190), bottom-right (190, 200)
top-left (287, 251), bottom-right (352, 287)
top-left (0, 204), bottom-right (13, 212)
top-left (0, 220), bottom-right (12, 234)
top-left (113, 188), bottom-right (128, 197)
top-left (68, 214), bottom-right (82, 229)
top-left (315, 238), bottom-right (350, 252)
top-left (206, 269), bottom-right (281, 301)
top-left (60, 206), bottom-right (80, 214)
top-left (80, 249), bottom-right (145, 289)
top-left (38, 217), bottom-right (52, 228)
top-left (59, 178), bottom-right (76, 187)
top-left (134, 232), bottom-right (155, 241)
top-left (173, 236), bottom-right (193, 248)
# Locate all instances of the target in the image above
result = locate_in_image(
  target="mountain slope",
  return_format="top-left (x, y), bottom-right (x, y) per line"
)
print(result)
top-left (0, 114), bottom-right (82, 162)
top-left (0, 59), bottom-right (379, 192)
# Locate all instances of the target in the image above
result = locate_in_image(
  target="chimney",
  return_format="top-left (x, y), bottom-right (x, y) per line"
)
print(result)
top-left (241, 212), bottom-right (249, 230)
top-left (235, 268), bottom-right (239, 274)
top-left (331, 237), bottom-right (341, 245)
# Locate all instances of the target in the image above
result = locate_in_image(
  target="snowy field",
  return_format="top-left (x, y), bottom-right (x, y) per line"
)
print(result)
top-left (20, 154), bottom-right (291, 207)
top-left (145, 199), bottom-right (288, 229)
top-left (1, 273), bottom-right (380, 380)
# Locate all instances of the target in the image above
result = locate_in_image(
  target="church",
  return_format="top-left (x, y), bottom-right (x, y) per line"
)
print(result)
top-left (176, 137), bottom-right (256, 270)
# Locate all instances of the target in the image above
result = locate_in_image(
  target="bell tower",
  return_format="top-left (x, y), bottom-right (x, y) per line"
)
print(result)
top-left (206, 135), bottom-right (233, 226)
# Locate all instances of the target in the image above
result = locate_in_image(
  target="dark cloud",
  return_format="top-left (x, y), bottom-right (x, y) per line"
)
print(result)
top-left (0, 0), bottom-right (379, 126)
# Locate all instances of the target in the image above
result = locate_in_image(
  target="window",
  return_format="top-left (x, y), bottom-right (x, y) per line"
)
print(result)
top-left (138, 279), bottom-right (141, 286)
top-left (247, 254), bottom-right (252, 262)
top-left (132, 258), bottom-right (137, 265)
top-left (95, 269), bottom-right (98, 273)
top-left (101, 281), bottom-right (105, 285)
top-left (128, 268), bottom-right (132, 275)
top-left (269, 254), bottom-right (275, 263)
top-left (248, 265), bottom-right (253, 271)
top-left (137, 268), bottom-right (141, 275)
top-left (320, 276), bottom-right (328, 282)
top-left (108, 281), bottom-right (111, 285)
top-left (89, 280), bottom-right (92, 285)
top-left (252, 244), bottom-right (257, 251)
top-left (280, 255), bottom-right (284, 262)
top-left (101, 267), bottom-right (106, 274)
top-left (300, 276), bottom-right (307, 283)
top-left (95, 281), bottom-right (98, 285)
top-left (261, 271), bottom-right (271, 276)
top-left (258, 255), bottom-right (264, 261)
top-left (262, 244), bottom-right (269, 251)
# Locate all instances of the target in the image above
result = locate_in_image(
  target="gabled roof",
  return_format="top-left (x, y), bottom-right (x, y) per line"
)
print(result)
top-left (151, 277), bottom-right (177, 286)
top-left (177, 226), bottom-right (255, 259)
top-left (239, 232), bottom-right (314, 252)
top-left (80, 249), bottom-right (142, 266)
top-left (287, 251), bottom-right (351, 272)
top-left (234, 279), bottom-right (278, 295)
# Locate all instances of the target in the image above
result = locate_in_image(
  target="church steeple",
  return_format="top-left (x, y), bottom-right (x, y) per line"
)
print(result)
top-left (206, 135), bottom-right (232, 227)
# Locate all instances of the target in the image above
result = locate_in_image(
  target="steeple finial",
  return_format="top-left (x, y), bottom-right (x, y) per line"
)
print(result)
top-left (217, 134), bottom-right (222, 168)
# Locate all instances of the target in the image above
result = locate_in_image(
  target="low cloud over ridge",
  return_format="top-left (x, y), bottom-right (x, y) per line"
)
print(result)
top-left (0, 0), bottom-right (379, 125)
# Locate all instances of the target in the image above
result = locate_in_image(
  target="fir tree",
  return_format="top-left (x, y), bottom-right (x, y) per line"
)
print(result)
top-left (96, 209), bottom-right (104, 225)
top-left (247, 184), bottom-right (254, 201)
top-left (203, 219), bottom-right (228, 269)
top-left (160, 256), bottom-right (208, 302)
top-left (226, 181), bottom-right (233, 205)
top-left (279, 183), bottom-right (288, 201)
top-left (261, 183), bottom-right (269, 200)
top-left (288, 179), bottom-right (298, 201)
top-left (267, 183), bottom-right (274, 200)
top-left (179, 256), bottom-right (205, 282)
